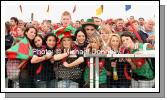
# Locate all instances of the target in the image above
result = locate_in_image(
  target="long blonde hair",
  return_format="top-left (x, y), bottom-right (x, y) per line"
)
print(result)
top-left (89, 34), bottom-right (103, 51)
top-left (99, 24), bottom-right (112, 34)
top-left (109, 33), bottom-right (121, 49)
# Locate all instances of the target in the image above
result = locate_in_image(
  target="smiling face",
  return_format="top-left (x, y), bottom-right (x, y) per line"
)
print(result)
top-left (46, 36), bottom-right (56, 49)
top-left (25, 28), bottom-right (36, 40)
top-left (61, 37), bottom-right (72, 49)
top-left (121, 36), bottom-right (134, 49)
top-left (100, 29), bottom-right (110, 41)
top-left (110, 36), bottom-right (120, 50)
top-left (90, 38), bottom-right (101, 50)
top-left (76, 31), bottom-right (86, 44)
top-left (34, 36), bottom-right (43, 48)
top-left (144, 20), bottom-right (155, 32)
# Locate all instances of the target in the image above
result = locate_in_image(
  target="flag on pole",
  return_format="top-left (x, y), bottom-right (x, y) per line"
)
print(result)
top-left (31, 13), bottom-right (34, 21)
top-left (73, 5), bottom-right (76, 13)
top-left (19, 5), bottom-right (22, 13)
top-left (125, 5), bottom-right (131, 11)
top-left (47, 5), bottom-right (49, 13)
top-left (6, 37), bottom-right (33, 60)
top-left (96, 5), bottom-right (103, 16)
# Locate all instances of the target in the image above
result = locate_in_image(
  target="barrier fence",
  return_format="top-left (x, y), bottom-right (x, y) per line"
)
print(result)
top-left (5, 53), bottom-right (155, 88)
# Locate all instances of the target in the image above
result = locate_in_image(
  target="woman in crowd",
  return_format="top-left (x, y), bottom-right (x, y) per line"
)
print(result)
top-left (18, 26), bottom-right (38, 88)
top-left (30, 34), bottom-right (57, 88)
top-left (107, 34), bottom-right (131, 88)
top-left (84, 34), bottom-right (107, 88)
top-left (99, 25), bottom-right (112, 52)
top-left (120, 31), bottom-right (155, 88)
top-left (74, 27), bottom-right (88, 87)
top-left (53, 31), bottom-right (84, 88)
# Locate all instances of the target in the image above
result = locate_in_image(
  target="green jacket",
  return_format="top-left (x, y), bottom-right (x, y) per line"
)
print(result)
top-left (132, 43), bottom-right (154, 80)
top-left (84, 67), bottom-right (107, 84)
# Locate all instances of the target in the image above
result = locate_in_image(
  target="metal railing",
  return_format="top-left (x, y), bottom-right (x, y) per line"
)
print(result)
top-left (84, 53), bottom-right (155, 88)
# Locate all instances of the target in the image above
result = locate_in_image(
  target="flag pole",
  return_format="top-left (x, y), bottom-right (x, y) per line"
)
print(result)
top-left (31, 13), bottom-right (34, 21)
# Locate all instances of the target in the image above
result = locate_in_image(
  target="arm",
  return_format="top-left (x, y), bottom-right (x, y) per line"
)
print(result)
top-left (53, 52), bottom-right (69, 61)
top-left (63, 57), bottom-right (84, 68)
top-left (126, 58), bottom-right (136, 70)
top-left (31, 55), bottom-right (45, 64)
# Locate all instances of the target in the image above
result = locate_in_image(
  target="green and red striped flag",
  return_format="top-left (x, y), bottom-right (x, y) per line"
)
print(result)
top-left (6, 37), bottom-right (33, 60)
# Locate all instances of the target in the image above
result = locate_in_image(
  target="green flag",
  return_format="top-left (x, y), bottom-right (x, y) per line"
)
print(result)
top-left (6, 37), bottom-right (33, 60)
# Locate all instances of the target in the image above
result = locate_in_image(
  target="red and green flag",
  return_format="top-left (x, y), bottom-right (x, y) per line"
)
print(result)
top-left (53, 25), bottom-right (76, 37)
top-left (6, 37), bottom-right (33, 60)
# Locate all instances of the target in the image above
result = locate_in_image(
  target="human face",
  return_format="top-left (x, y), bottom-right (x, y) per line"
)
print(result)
top-left (127, 26), bottom-right (133, 33)
top-left (116, 20), bottom-right (124, 29)
top-left (76, 31), bottom-right (86, 44)
top-left (34, 36), bottom-right (43, 48)
top-left (18, 20), bottom-right (24, 28)
top-left (94, 18), bottom-right (102, 26)
top-left (144, 20), bottom-right (155, 32)
top-left (61, 15), bottom-right (71, 27)
top-left (43, 23), bottom-right (50, 33)
top-left (17, 28), bottom-right (24, 37)
top-left (46, 36), bottom-right (56, 49)
top-left (10, 19), bottom-right (16, 26)
top-left (100, 30), bottom-right (109, 41)
top-left (32, 21), bottom-right (39, 29)
top-left (90, 38), bottom-right (100, 50)
top-left (85, 25), bottom-right (96, 37)
top-left (25, 28), bottom-right (36, 40)
top-left (62, 38), bottom-right (72, 49)
top-left (110, 36), bottom-right (120, 50)
top-left (138, 18), bottom-right (144, 26)
top-left (75, 22), bottom-right (81, 28)
top-left (121, 36), bottom-right (134, 49)
top-left (132, 22), bottom-right (139, 30)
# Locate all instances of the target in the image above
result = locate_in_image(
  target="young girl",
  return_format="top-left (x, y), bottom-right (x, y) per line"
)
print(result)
top-left (53, 31), bottom-right (84, 88)
top-left (84, 34), bottom-right (107, 88)
top-left (108, 34), bottom-right (131, 88)
top-left (31, 33), bottom-right (57, 88)
top-left (120, 31), bottom-right (154, 88)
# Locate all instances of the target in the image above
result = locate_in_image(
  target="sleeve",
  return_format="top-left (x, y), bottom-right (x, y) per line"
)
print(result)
top-left (146, 43), bottom-right (154, 50)
top-left (104, 58), bottom-right (112, 71)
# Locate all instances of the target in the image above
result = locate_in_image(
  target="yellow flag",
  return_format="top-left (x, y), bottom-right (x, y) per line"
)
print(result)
top-left (96, 5), bottom-right (103, 16)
